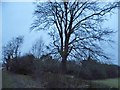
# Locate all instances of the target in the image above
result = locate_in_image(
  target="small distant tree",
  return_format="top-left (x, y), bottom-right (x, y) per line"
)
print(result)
top-left (2, 36), bottom-right (24, 70)
top-left (31, 37), bottom-right (45, 59)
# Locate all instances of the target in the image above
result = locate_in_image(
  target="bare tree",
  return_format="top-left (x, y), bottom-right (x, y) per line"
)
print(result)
top-left (31, 0), bottom-right (118, 73)
top-left (2, 36), bottom-right (24, 70)
top-left (31, 37), bottom-right (45, 59)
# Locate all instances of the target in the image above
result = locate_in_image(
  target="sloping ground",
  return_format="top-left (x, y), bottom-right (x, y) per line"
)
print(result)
top-left (2, 70), bottom-right (119, 88)
top-left (2, 70), bottom-right (91, 88)
top-left (2, 70), bottom-right (43, 88)
top-left (92, 78), bottom-right (120, 88)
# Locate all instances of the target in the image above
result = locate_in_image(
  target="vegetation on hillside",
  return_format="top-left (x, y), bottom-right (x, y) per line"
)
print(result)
top-left (2, 54), bottom-right (120, 88)
top-left (3, 70), bottom-right (119, 88)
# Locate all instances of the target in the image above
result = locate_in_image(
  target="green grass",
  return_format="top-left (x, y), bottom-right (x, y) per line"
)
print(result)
top-left (1, 70), bottom-right (93, 88)
top-left (92, 78), bottom-right (120, 88)
top-left (2, 70), bottom-right (43, 88)
top-left (34, 72), bottom-right (110, 88)
top-left (2, 70), bottom-right (119, 88)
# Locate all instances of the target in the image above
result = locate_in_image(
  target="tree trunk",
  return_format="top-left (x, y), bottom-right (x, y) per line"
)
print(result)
top-left (61, 56), bottom-right (67, 74)
top-left (6, 64), bottom-right (9, 70)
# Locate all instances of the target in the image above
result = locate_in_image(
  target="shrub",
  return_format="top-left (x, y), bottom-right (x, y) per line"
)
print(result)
top-left (9, 54), bottom-right (35, 75)
top-left (79, 67), bottom-right (93, 79)
top-left (33, 56), bottom-right (60, 78)
top-left (77, 60), bottom-right (120, 80)
top-left (67, 61), bottom-right (81, 77)
top-left (106, 65), bottom-right (119, 78)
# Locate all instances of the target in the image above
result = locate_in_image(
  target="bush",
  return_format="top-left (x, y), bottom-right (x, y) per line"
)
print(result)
top-left (33, 56), bottom-right (60, 78)
top-left (106, 65), bottom-right (119, 78)
top-left (79, 67), bottom-right (93, 80)
top-left (9, 54), bottom-right (35, 75)
top-left (76, 60), bottom-right (119, 80)
top-left (9, 53), bottom-right (119, 80)
top-left (67, 61), bottom-right (81, 77)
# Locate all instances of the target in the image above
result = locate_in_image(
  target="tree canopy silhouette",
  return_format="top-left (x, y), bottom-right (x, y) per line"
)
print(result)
top-left (30, 37), bottom-right (45, 59)
top-left (31, 0), bottom-right (118, 73)
top-left (2, 36), bottom-right (24, 70)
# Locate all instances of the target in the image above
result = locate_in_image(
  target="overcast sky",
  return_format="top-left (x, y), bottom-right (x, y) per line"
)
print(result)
top-left (1, 2), bottom-right (118, 65)
top-left (2, 2), bottom-right (51, 53)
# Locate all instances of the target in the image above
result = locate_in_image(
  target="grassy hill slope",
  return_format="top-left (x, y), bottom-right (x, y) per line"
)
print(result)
top-left (2, 54), bottom-right (120, 88)
top-left (2, 70), bottom-right (119, 88)
top-left (92, 78), bottom-right (120, 88)
top-left (2, 70), bottom-right (43, 88)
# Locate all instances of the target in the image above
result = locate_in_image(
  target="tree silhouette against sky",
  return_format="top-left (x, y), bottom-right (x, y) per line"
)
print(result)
top-left (31, 0), bottom-right (118, 73)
